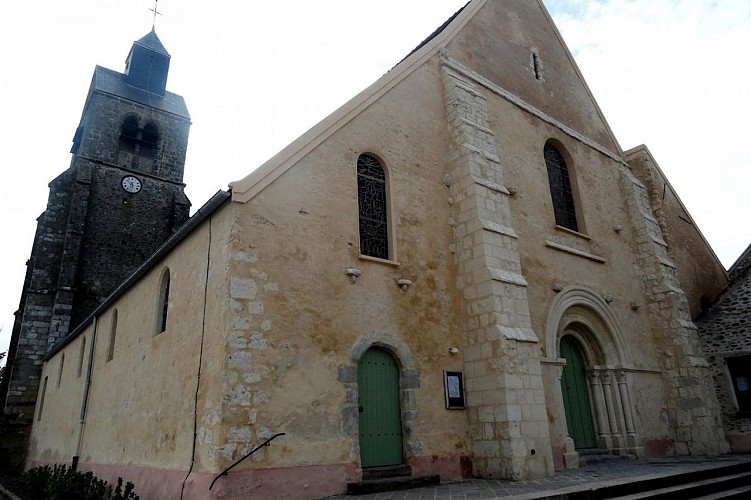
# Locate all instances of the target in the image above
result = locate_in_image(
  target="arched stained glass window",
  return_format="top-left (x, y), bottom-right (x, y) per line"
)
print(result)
top-left (357, 154), bottom-right (389, 260)
top-left (544, 142), bottom-right (578, 232)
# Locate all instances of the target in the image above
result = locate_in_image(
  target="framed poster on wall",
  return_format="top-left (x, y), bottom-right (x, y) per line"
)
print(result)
top-left (443, 370), bottom-right (465, 409)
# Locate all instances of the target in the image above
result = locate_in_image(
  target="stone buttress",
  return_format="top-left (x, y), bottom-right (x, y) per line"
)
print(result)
top-left (441, 54), bottom-right (554, 480)
top-left (620, 164), bottom-right (727, 455)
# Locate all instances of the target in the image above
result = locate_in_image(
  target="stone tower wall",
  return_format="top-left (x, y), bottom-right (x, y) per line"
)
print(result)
top-left (2, 170), bottom-right (79, 423)
top-left (72, 159), bottom-right (189, 325)
top-left (79, 92), bottom-right (190, 183)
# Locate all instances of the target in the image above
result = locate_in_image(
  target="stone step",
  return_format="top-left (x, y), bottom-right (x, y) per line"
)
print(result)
top-left (695, 484), bottom-right (751, 499)
top-left (612, 470), bottom-right (751, 499)
top-left (577, 448), bottom-right (632, 466)
top-left (346, 474), bottom-right (440, 495)
top-left (561, 462), bottom-right (751, 499)
top-left (361, 464), bottom-right (412, 480)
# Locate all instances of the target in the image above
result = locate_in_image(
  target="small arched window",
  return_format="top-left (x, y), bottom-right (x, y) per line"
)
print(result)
top-left (156, 268), bottom-right (170, 334)
top-left (118, 116), bottom-right (140, 153)
top-left (141, 122), bottom-right (158, 159)
top-left (357, 154), bottom-right (389, 260)
top-left (107, 309), bottom-right (118, 362)
top-left (544, 142), bottom-right (579, 232)
top-left (118, 116), bottom-right (159, 164)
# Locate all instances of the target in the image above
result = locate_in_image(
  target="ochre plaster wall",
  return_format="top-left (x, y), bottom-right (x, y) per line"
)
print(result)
top-left (216, 58), bottom-right (469, 492)
top-left (26, 208), bottom-right (233, 498)
top-left (447, 0), bottom-right (620, 153)
top-left (27, 331), bottom-right (89, 464)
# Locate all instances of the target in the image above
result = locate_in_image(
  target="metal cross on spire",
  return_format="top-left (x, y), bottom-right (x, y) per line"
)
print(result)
top-left (148, 0), bottom-right (162, 31)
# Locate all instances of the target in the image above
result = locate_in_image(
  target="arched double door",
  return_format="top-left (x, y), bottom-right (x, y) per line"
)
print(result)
top-left (560, 336), bottom-right (596, 449)
top-left (547, 288), bottom-right (645, 460)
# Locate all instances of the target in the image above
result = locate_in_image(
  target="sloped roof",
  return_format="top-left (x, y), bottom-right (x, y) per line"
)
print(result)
top-left (729, 243), bottom-right (751, 285)
top-left (92, 65), bottom-right (189, 118)
top-left (399, 2), bottom-right (468, 64)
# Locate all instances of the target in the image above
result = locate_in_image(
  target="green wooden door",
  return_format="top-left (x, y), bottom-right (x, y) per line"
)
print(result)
top-left (560, 337), bottom-right (597, 449)
top-left (358, 348), bottom-right (403, 467)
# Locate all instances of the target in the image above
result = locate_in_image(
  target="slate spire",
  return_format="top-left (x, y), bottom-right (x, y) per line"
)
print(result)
top-left (124, 28), bottom-right (171, 96)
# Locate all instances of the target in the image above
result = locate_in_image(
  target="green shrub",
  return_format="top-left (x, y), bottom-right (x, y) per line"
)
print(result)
top-left (8, 464), bottom-right (138, 500)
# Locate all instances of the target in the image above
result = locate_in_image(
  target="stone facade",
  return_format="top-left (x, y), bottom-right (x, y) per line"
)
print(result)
top-left (21, 1), bottom-right (735, 499)
top-left (698, 245), bottom-right (751, 452)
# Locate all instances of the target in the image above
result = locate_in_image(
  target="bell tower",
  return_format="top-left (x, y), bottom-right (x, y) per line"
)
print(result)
top-left (1, 29), bottom-right (191, 426)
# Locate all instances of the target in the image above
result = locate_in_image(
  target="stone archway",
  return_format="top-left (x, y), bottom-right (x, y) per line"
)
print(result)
top-left (357, 347), bottom-right (403, 467)
top-left (337, 332), bottom-right (422, 470)
top-left (545, 286), bottom-right (644, 461)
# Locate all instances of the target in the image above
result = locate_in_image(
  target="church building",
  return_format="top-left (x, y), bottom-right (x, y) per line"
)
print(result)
top-left (13, 1), bottom-right (734, 498)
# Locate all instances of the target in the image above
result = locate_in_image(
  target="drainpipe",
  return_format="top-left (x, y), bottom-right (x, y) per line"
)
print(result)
top-left (73, 315), bottom-right (98, 470)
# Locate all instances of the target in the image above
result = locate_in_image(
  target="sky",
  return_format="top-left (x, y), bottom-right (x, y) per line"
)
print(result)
top-left (1, 0), bottom-right (749, 362)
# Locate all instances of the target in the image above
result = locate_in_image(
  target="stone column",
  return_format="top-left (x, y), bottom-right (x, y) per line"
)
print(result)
top-left (441, 55), bottom-right (553, 480)
top-left (616, 370), bottom-right (645, 457)
top-left (600, 372), bottom-right (623, 450)
top-left (557, 363), bottom-right (579, 468)
top-left (587, 371), bottom-right (612, 449)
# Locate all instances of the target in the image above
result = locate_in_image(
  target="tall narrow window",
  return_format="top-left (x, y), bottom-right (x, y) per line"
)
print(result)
top-left (77, 337), bottom-right (86, 378)
top-left (531, 50), bottom-right (543, 81)
top-left (156, 268), bottom-right (171, 334)
top-left (107, 310), bottom-right (118, 362)
top-left (38, 377), bottom-right (48, 421)
top-left (544, 142), bottom-right (579, 232)
top-left (357, 154), bottom-right (389, 260)
top-left (57, 353), bottom-right (65, 388)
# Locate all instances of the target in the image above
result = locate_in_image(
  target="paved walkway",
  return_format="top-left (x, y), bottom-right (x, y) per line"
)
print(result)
top-left (326, 454), bottom-right (751, 499)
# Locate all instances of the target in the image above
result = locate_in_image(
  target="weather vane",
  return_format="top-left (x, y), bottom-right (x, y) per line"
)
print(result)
top-left (148, 0), bottom-right (162, 31)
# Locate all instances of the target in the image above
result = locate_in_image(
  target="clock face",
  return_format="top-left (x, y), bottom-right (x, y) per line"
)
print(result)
top-left (121, 176), bottom-right (142, 193)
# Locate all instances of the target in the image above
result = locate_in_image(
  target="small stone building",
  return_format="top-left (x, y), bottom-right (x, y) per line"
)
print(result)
top-left (698, 244), bottom-right (751, 453)
top-left (19, 1), bottom-right (734, 498)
